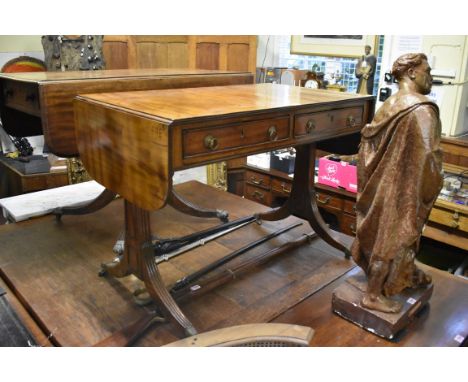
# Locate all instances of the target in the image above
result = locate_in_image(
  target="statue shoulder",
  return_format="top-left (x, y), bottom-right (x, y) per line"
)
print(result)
top-left (372, 92), bottom-right (438, 124)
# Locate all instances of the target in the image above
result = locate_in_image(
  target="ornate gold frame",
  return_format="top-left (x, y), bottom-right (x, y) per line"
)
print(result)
top-left (206, 162), bottom-right (227, 191)
top-left (290, 35), bottom-right (379, 59)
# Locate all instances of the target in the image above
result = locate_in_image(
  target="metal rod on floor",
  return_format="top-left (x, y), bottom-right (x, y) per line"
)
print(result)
top-left (170, 222), bottom-right (303, 292)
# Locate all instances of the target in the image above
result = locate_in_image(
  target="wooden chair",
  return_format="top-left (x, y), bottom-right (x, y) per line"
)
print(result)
top-left (163, 323), bottom-right (314, 347)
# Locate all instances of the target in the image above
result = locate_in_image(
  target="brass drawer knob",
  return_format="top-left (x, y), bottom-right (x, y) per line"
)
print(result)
top-left (252, 190), bottom-right (264, 200)
top-left (316, 194), bottom-right (331, 205)
top-left (346, 115), bottom-right (356, 128)
top-left (451, 211), bottom-right (460, 228)
top-left (306, 119), bottom-right (316, 134)
top-left (250, 176), bottom-right (263, 185)
top-left (281, 183), bottom-right (291, 194)
top-left (204, 135), bottom-right (219, 150)
top-left (268, 125), bottom-right (278, 141)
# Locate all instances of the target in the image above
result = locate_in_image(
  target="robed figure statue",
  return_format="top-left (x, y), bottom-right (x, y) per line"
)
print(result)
top-left (351, 53), bottom-right (443, 313)
top-left (355, 45), bottom-right (377, 95)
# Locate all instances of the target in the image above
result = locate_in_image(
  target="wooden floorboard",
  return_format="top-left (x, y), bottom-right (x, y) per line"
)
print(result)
top-left (0, 181), bottom-right (353, 346)
top-left (1, 181), bottom-right (466, 347)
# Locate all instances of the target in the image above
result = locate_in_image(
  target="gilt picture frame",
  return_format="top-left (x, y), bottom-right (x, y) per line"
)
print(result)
top-left (290, 35), bottom-right (378, 58)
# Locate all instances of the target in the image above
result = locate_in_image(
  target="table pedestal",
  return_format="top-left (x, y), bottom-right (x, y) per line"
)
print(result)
top-left (100, 143), bottom-right (350, 337)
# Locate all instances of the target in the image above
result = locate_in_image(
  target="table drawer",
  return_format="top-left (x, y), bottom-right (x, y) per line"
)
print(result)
top-left (294, 106), bottom-right (364, 138)
top-left (245, 170), bottom-right (271, 189)
top-left (271, 178), bottom-right (292, 197)
top-left (2, 80), bottom-right (40, 117)
top-left (183, 116), bottom-right (289, 158)
top-left (315, 190), bottom-right (342, 211)
top-left (340, 213), bottom-right (356, 236)
top-left (428, 206), bottom-right (468, 232)
top-left (343, 199), bottom-right (356, 215)
top-left (245, 183), bottom-right (272, 206)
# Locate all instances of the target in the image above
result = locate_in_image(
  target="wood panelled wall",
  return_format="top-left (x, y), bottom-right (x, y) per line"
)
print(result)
top-left (103, 35), bottom-right (257, 74)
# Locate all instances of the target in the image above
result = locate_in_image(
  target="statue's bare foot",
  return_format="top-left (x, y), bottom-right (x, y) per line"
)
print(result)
top-left (361, 294), bottom-right (403, 313)
top-left (413, 268), bottom-right (432, 287)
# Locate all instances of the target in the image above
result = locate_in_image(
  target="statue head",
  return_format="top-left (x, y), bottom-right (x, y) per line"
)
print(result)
top-left (391, 53), bottom-right (432, 95)
top-left (364, 45), bottom-right (371, 55)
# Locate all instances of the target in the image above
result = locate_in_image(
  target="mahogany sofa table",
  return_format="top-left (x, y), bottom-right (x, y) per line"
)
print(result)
top-left (74, 84), bottom-right (374, 336)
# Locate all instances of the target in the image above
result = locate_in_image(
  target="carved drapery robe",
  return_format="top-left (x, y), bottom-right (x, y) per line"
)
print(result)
top-left (351, 92), bottom-right (443, 296)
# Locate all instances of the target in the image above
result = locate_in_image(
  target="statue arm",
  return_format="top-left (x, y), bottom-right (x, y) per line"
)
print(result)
top-left (367, 56), bottom-right (376, 76)
top-left (355, 59), bottom-right (363, 78)
top-left (412, 106), bottom-right (443, 204)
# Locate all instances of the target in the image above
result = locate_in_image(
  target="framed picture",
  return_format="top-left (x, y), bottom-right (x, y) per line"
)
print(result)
top-left (290, 35), bottom-right (378, 58)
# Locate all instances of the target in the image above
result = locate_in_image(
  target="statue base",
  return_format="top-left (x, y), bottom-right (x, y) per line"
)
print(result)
top-left (332, 270), bottom-right (433, 339)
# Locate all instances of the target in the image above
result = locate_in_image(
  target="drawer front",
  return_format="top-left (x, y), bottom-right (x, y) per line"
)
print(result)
top-left (294, 106), bottom-right (364, 138)
top-left (315, 190), bottom-right (342, 211)
top-left (429, 206), bottom-right (468, 232)
top-left (343, 199), bottom-right (356, 215)
top-left (3, 80), bottom-right (40, 116)
top-left (245, 170), bottom-right (271, 189)
top-left (271, 178), bottom-right (292, 197)
top-left (340, 213), bottom-right (357, 236)
top-left (245, 184), bottom-right (273, 206)
top-left (183, 116), bottom-right (289, 158)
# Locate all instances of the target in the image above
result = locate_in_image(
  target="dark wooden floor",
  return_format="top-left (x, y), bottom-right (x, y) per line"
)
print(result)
top-left (0, 181), bottom-right (466, 346)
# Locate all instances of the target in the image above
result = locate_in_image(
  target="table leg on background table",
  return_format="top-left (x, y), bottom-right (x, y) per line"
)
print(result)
top-left (256, 143), bottom-right (351, 258)
top-left (53, 188), bottom-right (117, 219)
top-left (168, 190), bottom-right (229, 222)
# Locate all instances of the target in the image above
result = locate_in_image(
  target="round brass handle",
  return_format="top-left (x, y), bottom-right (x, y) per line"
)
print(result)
top-left (268, 125), bottom-right (278, 141)
top-left (204, 135), bottom-right (219, 150)
top-left (306, 119), bottom-right (316, 134)
top-left (347, 115), bottom-right (356, 128)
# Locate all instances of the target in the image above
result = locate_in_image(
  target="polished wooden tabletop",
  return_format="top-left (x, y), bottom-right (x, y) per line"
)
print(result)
top-left (78, 83), bottom-right (373, 122)
top-left (0, 68), bottom-right (252, 83)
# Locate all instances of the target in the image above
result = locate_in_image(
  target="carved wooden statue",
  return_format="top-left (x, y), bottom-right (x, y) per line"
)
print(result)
top-left (351, 53), bottom-right (443, 313)
top-left (355, 45), bottom-right (376, 95)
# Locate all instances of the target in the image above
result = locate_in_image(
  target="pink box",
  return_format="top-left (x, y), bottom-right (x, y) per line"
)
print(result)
top-left (317, 157), bottom-right (357, 193)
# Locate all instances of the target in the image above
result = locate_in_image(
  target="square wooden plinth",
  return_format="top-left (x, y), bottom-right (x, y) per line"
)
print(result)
top-left (332, 271), bottom-right (434, 339)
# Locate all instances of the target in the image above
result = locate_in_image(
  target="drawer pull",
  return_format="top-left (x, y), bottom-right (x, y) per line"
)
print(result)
top-left (204, 135), bottom-right (219, 150)
top-left (451, 212), bottom-right (460, 228)
top-left (316, 194), bottom-right (331, 205)
top-left (268, 125), bottom-right (278, 141)
top-left (306, 119), bottom-right (316, 134)
top-left (5, 89), bottom-right (14, 98)
top-left (250, 177), bottom-right (263, 186)
top-left (25, 93), bottom-right (36, 102)
top-left (281, 183), bottom-right (291, 194)
top-left (346, 115), bottom-right (356, 128)
top-left (252, 190), bottom-right (264, 200)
